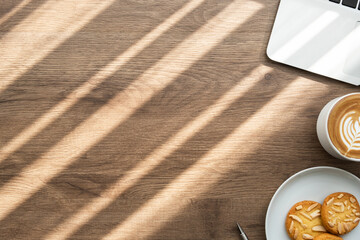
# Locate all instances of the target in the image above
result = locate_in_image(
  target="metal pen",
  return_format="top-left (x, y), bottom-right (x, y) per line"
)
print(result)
top-left (236, 222), bottom-right (249, 240)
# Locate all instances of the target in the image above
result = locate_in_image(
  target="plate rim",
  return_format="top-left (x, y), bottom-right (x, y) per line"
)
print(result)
top-left (265, 166), bottom-right (360, 239)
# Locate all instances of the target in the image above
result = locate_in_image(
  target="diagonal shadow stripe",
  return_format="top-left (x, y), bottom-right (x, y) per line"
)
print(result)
top-left (0, 0), bottom-right (45, 29)
top-left (0, 0), bottom-right (233, 190)
top-left (0, 0), bottom-right (192, 96)
top-left (0, 0), bottom-right (190, 146)
top-left (0, 1), bottom-right (266, 238)
top-left (0, 0), bottom-right (25, 19)
top-left (0, 55), bottom-right (256, 240)
top-left (43, 64), bottom-right (272, 240)
top-left (0, 0), bottom-right (263, 223)
top-left (0, 0), bottom-right (204, 178)
top-left (101, 74), bottom-right (333, 240)
top-left (0, 0), bottom-right (209, 165)
top-left (146, 83), bottom-right (334, 240)
top-left (66, 65), bottom-right (291, 240)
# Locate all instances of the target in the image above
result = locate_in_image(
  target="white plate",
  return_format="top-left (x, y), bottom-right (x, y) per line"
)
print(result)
top-left (265, 166), bottom-right (360, 240)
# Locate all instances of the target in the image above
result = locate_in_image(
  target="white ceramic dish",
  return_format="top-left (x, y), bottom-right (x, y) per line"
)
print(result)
top-left (265, 166), bottom-right (360, 240)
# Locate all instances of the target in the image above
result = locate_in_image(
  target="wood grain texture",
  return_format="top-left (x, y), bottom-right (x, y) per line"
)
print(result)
top-left (0, 0), bottom-right (359, 239)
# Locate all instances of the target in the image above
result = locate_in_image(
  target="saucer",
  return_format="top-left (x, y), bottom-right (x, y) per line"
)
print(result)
top-left (265, 166), bottom-right (360, 240)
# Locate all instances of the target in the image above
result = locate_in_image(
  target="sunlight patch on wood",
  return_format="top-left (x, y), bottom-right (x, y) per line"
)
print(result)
top-left (0, 0), bottom-right (262, 222)
top-left (0, 0), bottom-right (207, 163)
top-left (101, 77), bottom-right (327, 240)
top-left (0, 0), bottom-right (33, 26)
top-left (0, 0), bottom-right (119, 94)
top-left (44, 64), bottom-right (271, 240)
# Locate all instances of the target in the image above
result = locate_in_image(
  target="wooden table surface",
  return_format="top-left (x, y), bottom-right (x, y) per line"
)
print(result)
top-left (0, 0), bottom-right (359, 239)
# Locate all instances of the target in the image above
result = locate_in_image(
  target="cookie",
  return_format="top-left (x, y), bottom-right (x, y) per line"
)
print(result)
top-left (286, 201), bottom-right (326, 240)
top-left (321, 192), bottom-right (360, 235)
top-left (314, 233), bottom-right (343, 240)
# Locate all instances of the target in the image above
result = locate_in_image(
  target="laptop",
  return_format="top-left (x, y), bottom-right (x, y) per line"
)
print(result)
top-left (267, 0), bottom-right (360, 85)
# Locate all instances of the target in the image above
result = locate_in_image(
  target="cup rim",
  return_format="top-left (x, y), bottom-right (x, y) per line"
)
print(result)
top-left (324, 92), bottom-right (360, 162)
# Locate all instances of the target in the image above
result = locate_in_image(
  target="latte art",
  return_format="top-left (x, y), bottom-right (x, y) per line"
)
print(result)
top-left (328, 94), bottom-right (360, 159)
top-left (339, 112), bottom-right (360, 153)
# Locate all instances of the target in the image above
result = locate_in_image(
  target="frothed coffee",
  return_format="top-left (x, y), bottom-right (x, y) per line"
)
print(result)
top-left (328, 94), bottom-right (360, 159)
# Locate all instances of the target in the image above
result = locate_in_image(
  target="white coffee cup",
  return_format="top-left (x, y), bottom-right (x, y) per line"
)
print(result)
top-left (317, 93), bottom-right (360, 162)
